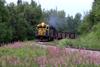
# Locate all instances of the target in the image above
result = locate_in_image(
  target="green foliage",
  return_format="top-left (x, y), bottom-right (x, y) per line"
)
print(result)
top-left (78, 13), bottom-right (91, 34)
top-left (0, 0), bottom-right (43, 43)
top-left (79, 0), bottom-right (100, 34)
top-left (0, 23), bottom-right (13, 43)
top-left (76, 64), bottom-right (99, 67)
top-left (58, 39), bottom-right (73, 48)
top-left (0, 0), bottom-right (82, 43)
top-left (74, 0), bottom-right (100, 49)
top-left (0, 42), bottom-right (100, 67)
top-left (74, 13), bottom-right (82, 33)
top-left (92, 0), bottom-right (100, 22)
top-left (65, 13), bottom-right (82, 33)
top-left (59, 23), bottom-right (100, 49)
top-left (43, 9), bottom-right (82, 32)
top-left (0, 45), bottom-right (46, 67)
top-left (0, 45), bottom-right (46, 58)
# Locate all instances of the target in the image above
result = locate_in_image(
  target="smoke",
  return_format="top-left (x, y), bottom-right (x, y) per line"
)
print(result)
top-left (48, 15), bottom-right (66, 31)
top-left (43, 10), bottom-right (66, 32)
top-left (48, 15), bottom-right (59, 30)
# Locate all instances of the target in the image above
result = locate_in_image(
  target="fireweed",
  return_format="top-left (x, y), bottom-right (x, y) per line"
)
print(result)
top-left (0, 42), bottom-right (100, 67)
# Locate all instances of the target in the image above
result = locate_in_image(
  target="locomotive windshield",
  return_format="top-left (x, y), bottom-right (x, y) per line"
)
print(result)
top-left (36, 22), bottom-right (49, 36)
top-left (38, 26), bottom-right (46, 28)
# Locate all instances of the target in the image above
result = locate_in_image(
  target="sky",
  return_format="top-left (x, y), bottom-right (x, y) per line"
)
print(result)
top-left (6, 0), bottom-right (94, 17)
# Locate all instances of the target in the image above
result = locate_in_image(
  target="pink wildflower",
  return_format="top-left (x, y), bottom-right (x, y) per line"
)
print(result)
top-left (35, 56), bottom-right (48, 65)
top-left (47, 46), bottom-right (61, 57)
top-left (7, 56), bottom-right (20, 65)
top-left (8, 42), bottom-right (23, 48)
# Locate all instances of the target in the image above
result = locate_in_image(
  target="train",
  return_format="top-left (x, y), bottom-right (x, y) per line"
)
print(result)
top-left (35, 22), bottom-right (76, 41)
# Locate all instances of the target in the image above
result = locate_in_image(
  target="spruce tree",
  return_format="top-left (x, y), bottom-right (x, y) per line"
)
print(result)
top-left (17, 0), bottom-right (22, 5)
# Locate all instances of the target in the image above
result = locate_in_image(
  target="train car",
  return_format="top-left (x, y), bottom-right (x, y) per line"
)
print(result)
top-left (35, 22), bottom-right (76, 41)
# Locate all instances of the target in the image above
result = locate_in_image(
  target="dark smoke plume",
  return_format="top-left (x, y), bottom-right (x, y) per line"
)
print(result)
top-left (48, 15), bottom-right (59, 30)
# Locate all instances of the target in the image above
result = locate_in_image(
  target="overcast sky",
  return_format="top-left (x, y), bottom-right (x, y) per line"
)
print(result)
top-left (6, 0), bottom-right (94, 16)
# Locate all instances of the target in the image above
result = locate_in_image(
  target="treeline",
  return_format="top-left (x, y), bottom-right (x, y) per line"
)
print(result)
top-left (43, 10), bottom-right (82, 33)
top-left (0, 0), bottom-right (43, 43)
top-left (79, 0), bottom-right (100, 34)
top-left (0, 0), bottom-right (82, 43)
top-left (59, 0), bottom-right (100, 49)
top-left (0, 0), bottom-right (98, 43)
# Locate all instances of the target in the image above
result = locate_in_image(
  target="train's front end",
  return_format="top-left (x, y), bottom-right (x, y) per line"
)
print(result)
top-left (35, 22), bottom-right (49, 41)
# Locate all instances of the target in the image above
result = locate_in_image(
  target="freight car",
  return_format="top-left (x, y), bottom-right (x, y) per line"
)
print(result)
top-left (35, 22), bottom-right (76, 41)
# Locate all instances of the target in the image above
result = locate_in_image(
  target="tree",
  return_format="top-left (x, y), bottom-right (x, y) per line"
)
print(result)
top-left (74, 13), bottom-right (82, 33)
top-left (78, 13), bottom-right (91, 34)
top-left (79, 0), bottom-right (100, 34)
top-left (43, 9), bottom-right (67, 32)
top-left (66, 15), bottom-right (74, 32)
top-left (17, 0), bottom-right (22, 5)
top-left (92, 0), bottom-right (100, 22)
top-left (0, 23), bottom-right (13, 43)
top-left (87, 0), bottom-right (100, 27)
top-left (31, 0), bottom-right (37, 7)
top-left (0, 0), bottom-right (9, 23)
top-left (0, 0), bottom-right (43, 43)
top-left (0, 0), bottom-right (13, 43)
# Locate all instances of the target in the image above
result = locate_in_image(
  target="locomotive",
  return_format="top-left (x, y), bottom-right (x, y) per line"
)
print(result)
top-left (35, 22), bottom-right (76, 41)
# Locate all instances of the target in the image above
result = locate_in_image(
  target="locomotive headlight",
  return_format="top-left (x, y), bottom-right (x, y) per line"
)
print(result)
top-left (41, 22), bottom-right (45, 26)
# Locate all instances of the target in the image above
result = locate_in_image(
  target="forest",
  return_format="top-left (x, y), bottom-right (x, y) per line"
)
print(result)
top-left (0, 0), bottom-right (100, 48)
top-left (0, 0), bottom-right (100, 66)
top-left (0, 0), bottom-right (82, 43)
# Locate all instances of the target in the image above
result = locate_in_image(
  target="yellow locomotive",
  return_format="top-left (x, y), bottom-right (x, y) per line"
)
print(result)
top-left (35, 22), bottom-right (52, 41)
top-left (37, 22), bottom-right (49, 36)
top-left (35, 22), bottom-right (76, 41)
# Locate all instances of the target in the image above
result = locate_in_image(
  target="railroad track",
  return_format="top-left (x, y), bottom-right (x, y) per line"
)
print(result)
top-left (36, 41), bottom-right (56, 46)
top-left (36, 41), bottom-right (100, 52)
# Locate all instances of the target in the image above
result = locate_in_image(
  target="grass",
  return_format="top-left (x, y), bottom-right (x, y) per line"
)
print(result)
top-left (0, 41), bottom-right (100, 67)
top-left (0, 41), bottom-right (47, 67)
top-left (58, 34), bottom-right (100, 50)
top-left (58, 23), bottom-right (100, 50)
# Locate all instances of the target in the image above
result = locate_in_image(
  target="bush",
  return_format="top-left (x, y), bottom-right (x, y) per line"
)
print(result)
top-left (58, 23), bottom-right (100, 49)
top-left (58, 39), bottom-right (74, 48)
